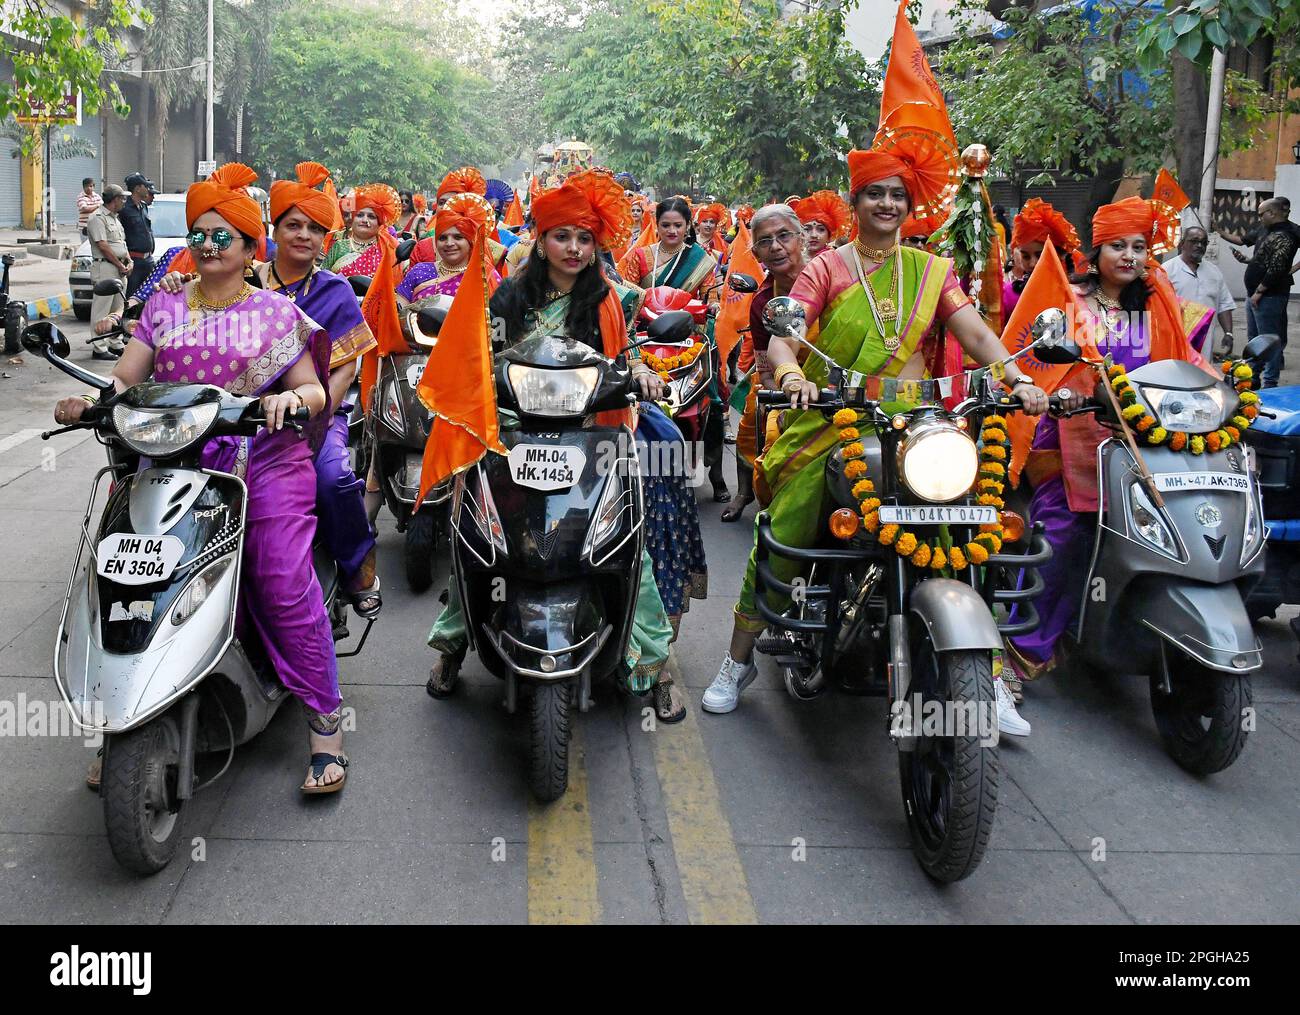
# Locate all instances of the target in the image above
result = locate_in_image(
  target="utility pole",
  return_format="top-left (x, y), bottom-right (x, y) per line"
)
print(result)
top-left (1199, 47), bottom-right (1227, 228)
top-left (205, 0), bottom-right (215, 171)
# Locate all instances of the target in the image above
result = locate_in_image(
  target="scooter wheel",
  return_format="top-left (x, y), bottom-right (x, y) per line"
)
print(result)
top-left (101, 717), bottom-right (185, 875)
top-left (529, 682), bottom-right (572, 802)
top-left (404, 509), bottom-right (438, 593)
top-left (1150, 663), bottom-right (1252, 775)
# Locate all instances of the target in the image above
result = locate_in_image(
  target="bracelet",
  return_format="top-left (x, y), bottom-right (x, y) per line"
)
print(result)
top-left (773, 363), bottom-right (805, 388)
top-left (81, 395), bottom-right (97, 407)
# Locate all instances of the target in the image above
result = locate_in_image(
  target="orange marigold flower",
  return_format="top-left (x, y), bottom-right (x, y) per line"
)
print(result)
top-left (879, 524), bottom-right (899, 546)
top-left (981, 462), bottom-right (1006, 477)
top-left (863, 511), bottom-right (880, 533)
top-left (859, 498), bottom-right (881, 514)
top-left (981, 428), bottom-right (1007, 445)
top-left (1242, 404), bottom-right (1259, 419)
top-left (1206, 431), bottom-right (1222, 452)
top-left (911, 543), bottom-right (932, 568)
top-left (843, 460), bottom-right (867, 479)
top-left (966, 542), bottom-right (989, 565)
top-left (949, 546), bottom-right (968, 570)
top-left (1134, 416), bottom-right (1155, 433)
top-left (983, 445), bottom-right (1007, 460)
top-left (896, 531), bottom-right (918, 556)
top-left (833, 409), bottom-right (857, 426)
top-left (977, 494), bottom-right (1004, 508)
top-left (930, 545), bottom-right (947, 570)
top-left (839, 427), bottom-right (860, 441)
top-left (1169, 432), bottom-right (1187, 451)
top-left (1225, 425), bottom-right (1241, 441)
top-left (842, 442), bottom-right (865, 459)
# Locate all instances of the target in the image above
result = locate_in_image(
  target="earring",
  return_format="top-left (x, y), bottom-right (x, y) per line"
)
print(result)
top-left (536, 246), bottom-right (546, 261)
top-left (590, 253), bottom-right (597, 266)
top-left (1086, 263), bottom-right (1099, 275)
top-left (1138, 266), bottom-right (1149, 280)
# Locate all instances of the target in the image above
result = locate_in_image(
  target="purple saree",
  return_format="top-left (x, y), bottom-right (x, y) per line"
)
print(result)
top-left (132, 286), bottom-right (341, 716)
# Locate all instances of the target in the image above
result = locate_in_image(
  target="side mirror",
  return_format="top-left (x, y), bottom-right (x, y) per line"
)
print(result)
top-left (1031, 308), bottom-right (1080, 364)
top-left (22, 320), bottom-right (71, 359)
top-left (646, 309), bottom-right (694, 345)
top-left (348, 275), bottom-right (372, 298)
top-left (93, 278), bottom-right (125, 297)
top-left (1241, 332), bottom-right (1280, 368)
top-left (395, 238), bottom-right (417, 263)
top-left (728, 272), bottom-right (758, 294)
top-left (762, 295), bottom-right (806, 339)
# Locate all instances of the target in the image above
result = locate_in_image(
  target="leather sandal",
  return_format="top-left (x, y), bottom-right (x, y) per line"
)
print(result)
top-left (301, 753), bottom-right (349, 795)
top-left (426, 652), bottom-right (464, 699)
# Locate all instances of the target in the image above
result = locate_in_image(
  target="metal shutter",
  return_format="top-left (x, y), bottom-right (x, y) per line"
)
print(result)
top-left (0, 120), bottom-right (21, 227)
top-left (50, 116), bottom-right (102, 224)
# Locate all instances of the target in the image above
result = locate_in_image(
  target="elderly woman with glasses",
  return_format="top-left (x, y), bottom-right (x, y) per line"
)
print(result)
top-left (722, 204), bottom-right (811, 523)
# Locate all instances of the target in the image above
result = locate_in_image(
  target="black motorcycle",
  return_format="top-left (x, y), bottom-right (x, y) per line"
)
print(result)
top-left (448, 315), bottom-right (685, 801)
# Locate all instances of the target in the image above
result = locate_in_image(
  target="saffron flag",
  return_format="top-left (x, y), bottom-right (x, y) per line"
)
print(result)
top-left (358, 230), bottom-right (405, 412)
top-left (415, 226), bottom-right (506, 505)
top-left (504, 190), bottom-right (524, 228)
top-left (879, 0), bottom-right (953, 140)
top-left (999, 242), bottom-right (1081, 485)
top-left (1152, 167), bottom-right (1191, 213)
top-left (714, 219), bottom-right (762, 367)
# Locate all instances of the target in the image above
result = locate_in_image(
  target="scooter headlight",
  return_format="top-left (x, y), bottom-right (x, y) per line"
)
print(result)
top-left (381, 379), bottom-right (404, 433)
top-left (507, 365), bottom-right (598, 417)
top-left (1141, 385), bottom-right (1229, 433)
top-left (897, 424), bottom-right (978, 503)
top-left (1127, 480), bottom-right (1182, 560)
top-left (583, 469), bottom-right (637, 565)
top-left (464, 464), bottom-right (507, 558)
top-left (676, 358), bottom-right (709, 407)
top-left (112, 402), bottom-right (220, 458)
top-left (171, 554), bottom-right (235, 626)
top-left (1241, 478), bottom-right (1264, 567)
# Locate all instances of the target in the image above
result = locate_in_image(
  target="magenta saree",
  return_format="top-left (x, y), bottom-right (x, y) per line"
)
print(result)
top-left (132, 286), bottom-right (341, 717)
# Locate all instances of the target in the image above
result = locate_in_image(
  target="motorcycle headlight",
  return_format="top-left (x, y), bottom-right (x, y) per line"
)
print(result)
top-left (381, 379), bottom-right (404, 432)
top-left (112, 402), bottom-right (220, 457)
top-left (171, 555), bottom-right (235, 626)
top-left (1127, 480), bottom-right (1182, 560)
top-left (507, 365), bottom-right (598, 416)
top-left (1141, 385), bottom-right (1228, 433)
top-left (72, 255), bottom-right (92, 273)
top-left (898, 424), bottom-right (978, 503)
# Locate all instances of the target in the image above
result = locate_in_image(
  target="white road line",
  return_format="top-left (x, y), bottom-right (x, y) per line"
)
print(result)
top-left (0, 429), bottom-right (48, 456)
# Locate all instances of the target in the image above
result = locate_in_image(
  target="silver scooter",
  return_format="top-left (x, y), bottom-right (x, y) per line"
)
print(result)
top-left (1033, 312), bottom-right (1280, 774)
top-left (26, 321), bottom-right (372, 874)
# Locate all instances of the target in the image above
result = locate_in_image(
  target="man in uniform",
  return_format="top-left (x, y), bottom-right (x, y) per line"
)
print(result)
top-left (85, 185), bottom-right (131, 359)
top-left (120, 172), bottom-right (156, 299)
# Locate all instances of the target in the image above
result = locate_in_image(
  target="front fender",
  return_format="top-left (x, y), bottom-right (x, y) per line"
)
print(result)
top-left (909, 577), bottom-right (1002, 652)
top-left (1133, 578), bottom-right (1262, 673)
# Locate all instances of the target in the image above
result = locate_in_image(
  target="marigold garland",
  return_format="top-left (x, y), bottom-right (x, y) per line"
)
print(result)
top-left (1103, 356), bottom-right (1260, 453)
top-left (835, 410), bottom-right (1010, 571)
top-left (640, 340), bottom-right (706, 376)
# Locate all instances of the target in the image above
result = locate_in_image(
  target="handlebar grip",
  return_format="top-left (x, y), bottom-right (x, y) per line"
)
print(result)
top-left (290, 406), bottom-right (311, 423)
top-left (757, 391), bottom-right (788, 407)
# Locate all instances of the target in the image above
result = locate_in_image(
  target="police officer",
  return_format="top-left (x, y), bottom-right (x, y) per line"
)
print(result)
top-left (85, 185), bottom-right (131, 359)
top-left (120, 172), bottom-right (156, 298)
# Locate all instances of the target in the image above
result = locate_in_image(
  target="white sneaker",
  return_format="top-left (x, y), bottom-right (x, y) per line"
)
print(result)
top-left (995, 675), bottom-right (1031, 737)
top-left (701, 651), bottom-right (758, 713)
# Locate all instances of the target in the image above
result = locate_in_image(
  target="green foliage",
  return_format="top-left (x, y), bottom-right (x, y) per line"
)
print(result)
top-left (246, 2), bottom-right (507, 189)
top-left (503, 0), bottom-right (878, 200)
top-left (936, 0), bottom-right (1172, 184)
top-left (1, 0), bottom-right (140, 150)
top-left (1, 120), bottom-right (98, 162)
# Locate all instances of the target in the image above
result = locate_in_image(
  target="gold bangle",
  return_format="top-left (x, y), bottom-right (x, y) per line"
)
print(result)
top-left (773, 363), bottom-right (805, 388)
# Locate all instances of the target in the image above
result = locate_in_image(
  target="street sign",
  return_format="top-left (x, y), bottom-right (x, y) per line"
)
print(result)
top-left (197, 160), bottom-right (217, 178)
top-left (15, 90), bottom-right (81, 126)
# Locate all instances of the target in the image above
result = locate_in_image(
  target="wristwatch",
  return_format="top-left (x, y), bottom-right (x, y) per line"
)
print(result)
top-left (1010, 375), bottom-right (1033, 388)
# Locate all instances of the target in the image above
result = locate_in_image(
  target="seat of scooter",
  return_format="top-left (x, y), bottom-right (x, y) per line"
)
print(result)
top-left (1249, 383), bottom-right (1300, 436)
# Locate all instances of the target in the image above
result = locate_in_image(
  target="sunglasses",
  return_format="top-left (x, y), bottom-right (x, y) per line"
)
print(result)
top-left (186, 227), bottom-right (236, 251)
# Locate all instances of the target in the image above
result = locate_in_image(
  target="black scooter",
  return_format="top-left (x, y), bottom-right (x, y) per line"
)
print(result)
top-left (2, 252), bottom-right (27, 354)
top-left (448, 318), bottom-right (684, 800)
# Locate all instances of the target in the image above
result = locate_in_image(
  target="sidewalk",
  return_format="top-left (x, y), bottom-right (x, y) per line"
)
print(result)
top-left (2, 226), bottom-right (82, 319)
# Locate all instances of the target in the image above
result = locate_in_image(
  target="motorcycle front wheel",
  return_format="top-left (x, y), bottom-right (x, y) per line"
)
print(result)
top-left (101, 716), bottom-right (185, 875)
top-left (1150, 659), bottom-right (1251, 775)
top-left (898, 636), bottom-right (998, 883)
top-left (529, 681), bottom-right (572, 802)
top-left (404, 508), bottom-right (438, 593)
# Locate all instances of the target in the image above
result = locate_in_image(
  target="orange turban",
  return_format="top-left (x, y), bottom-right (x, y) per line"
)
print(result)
top-left (792, 190), bottom-right (852, 239)
top-left (353, 183), bottom-right (401, 227)
top-left (531, 168), bottom-right (633, 251)
top-left (437, 167), bottom-right (486, 200)
top-left (413, 193), bottom-right (428, 215)
top-left (269, 161), bottom-right (342, 232)
top-left (735, 204), bottom-right (755, 226)
top-left (694, 202), bottom-right (730, 229)
top-left (186, 162), bottom-right (265, 240)
top-left (1011, 198), bottom-right (1080, 255)
top-left (1091, 196), bottom-right (1180, 257)
top-left (899, 214), bottom-right (932, 240)
top-left (851, 104), bottom-right (961, 222)
top-left (434, 192), bottom-right (495, 244)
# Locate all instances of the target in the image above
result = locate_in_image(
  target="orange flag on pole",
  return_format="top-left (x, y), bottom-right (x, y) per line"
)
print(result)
top-left (879, 1), bottom-right (954, 142)
top-left (999, 242), bottom-right (1081, 485)
top-left (358, 230), bottom-right (405, 412)
top-left (1152, 167), bottom-right (1191, 213)
top-left (415, 226), bottom-right (506, 506)
top-left (504, 190), bottom-right (524, 228)
top-left (714, 219), bottom-right (762, 367)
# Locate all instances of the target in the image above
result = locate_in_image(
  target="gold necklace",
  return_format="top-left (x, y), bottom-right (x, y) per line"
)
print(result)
top-left (435, 257), bottom-right (466, 280)
top-left (189, 281), bottom-right (253, 313)
top-left (854, 237), bottom-right (898, 262)
top-left (851, 245), bottom-right (902, 350)
top-left (1093, 289), bottom-right (1121, 312)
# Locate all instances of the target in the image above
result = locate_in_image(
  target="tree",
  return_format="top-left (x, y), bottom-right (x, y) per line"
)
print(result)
top-left (246, 3), bottom-right (508, 189)
top-left (1, 0), bottom-right (139, 148)
top-left (502, 0), bottom-right (878, 199)
top-left (935, 0), bottom-right (1173, 232)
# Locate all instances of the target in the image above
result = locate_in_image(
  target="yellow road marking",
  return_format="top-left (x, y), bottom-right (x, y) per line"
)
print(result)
top-left (527, 724), bottom-right (600, 924)
top-left (652, 653), bottom-right (758, 925)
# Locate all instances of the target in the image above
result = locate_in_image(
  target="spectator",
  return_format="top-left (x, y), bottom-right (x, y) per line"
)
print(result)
top-left (75, 178), bottom-right (101, 234)
top-left (1163, 226), bottom-right (1237, 358)
top-left (85, 185), bottom-right (130, 360)
top-left (1230, 199), bottom-right (1300, 387)
top-left (120, 171), bottom-right (157, 298)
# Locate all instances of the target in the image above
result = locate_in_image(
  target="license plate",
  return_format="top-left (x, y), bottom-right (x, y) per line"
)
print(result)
top-left (406, 364), bottom-right (424, 389)
top-left (1152, 472), bottom-right (1249, 493)
top-left (508, 444), bottom-right (586, 491)
top-left (96, 533), bottom-right (185, 585)
top-left (878, 505), bottom-right (999, 526)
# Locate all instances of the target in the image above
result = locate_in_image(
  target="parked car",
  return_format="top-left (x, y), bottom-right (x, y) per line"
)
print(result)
top-left (69, 194), bottom-right (190, 321)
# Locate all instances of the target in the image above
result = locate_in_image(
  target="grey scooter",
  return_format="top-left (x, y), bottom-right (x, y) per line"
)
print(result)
top-left (1033, 313), bottom-right (1280, 774)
